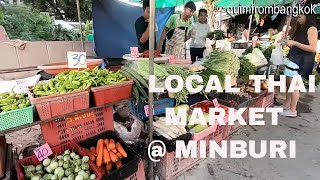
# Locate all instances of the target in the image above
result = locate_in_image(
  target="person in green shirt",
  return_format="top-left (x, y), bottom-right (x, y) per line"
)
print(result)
top-left (157, 1), bottom-right (196, 59)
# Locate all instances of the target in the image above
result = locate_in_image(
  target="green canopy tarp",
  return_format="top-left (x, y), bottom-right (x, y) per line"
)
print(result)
top-left (131, 0), bottom-right (202, 8)
top-left (215, 0), bottom-right (294, 7)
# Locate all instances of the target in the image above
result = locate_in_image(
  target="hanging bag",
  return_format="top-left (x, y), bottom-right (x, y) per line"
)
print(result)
top-left (270, 44), bottom-right (286, 65)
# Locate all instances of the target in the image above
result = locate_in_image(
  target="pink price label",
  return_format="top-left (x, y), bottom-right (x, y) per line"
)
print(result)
top-left (33, 143), bottom-right (53, 161)
top-left (130, 47), bottom-right (139, 58)
top-left (212, 98), bottom-right (219, 107)
top-left (144, 105), bottom-right (155, 117)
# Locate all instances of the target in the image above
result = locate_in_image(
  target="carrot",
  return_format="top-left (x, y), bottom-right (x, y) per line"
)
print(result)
top-left (106, 163), bottom-right (113, 171)
top-left (90, 147), bottom-right (97, 156)
top-left (116, 142), bottom-right (127, 158)
top-left (104, 139), bottom-right (111, 151)
top-left (96, 139), bottom-right (104, 167)
top-left (109, 151), bottom-right (119, 163)
top-left (101, 165), bottom-right (106, 176)
top-left (116, 152), bottom-right (122, 159)
top-left (112, 148), bottom-right (118, 153)
top-left (103, 145), bottom-right (111, 164)
top-left (83, 148), bottom-right (96, 161)
top-left (109, 139), bottom-right (116, 150)
top-left (115, 160), bottom-right (122, 169)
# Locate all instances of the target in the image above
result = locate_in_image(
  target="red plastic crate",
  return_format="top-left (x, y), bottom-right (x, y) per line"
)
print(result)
top-left (125, 160), bottom-right (146, 180)
top-left (28, 89), bottom-right (90, 120)
top-left (91, 80), bottom-right (133, 106)
top-left (16, 141), bottom-right (102, 180)
top-left (262, 92), bottom-right (275, 108)
top-left (40, 106), bottom-right (114, 146)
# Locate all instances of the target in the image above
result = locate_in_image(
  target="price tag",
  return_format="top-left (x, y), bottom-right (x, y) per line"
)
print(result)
top-left (34, 143), bottom-right (53, 161)
top-left (169, 55), bottom-right (175, 64)
top-left (130, 47), bottom-right (139, 58)
top-left (144, 105), bottom-right (155, 117)
top-left (67, 52), bottom-right (87, 68)
top-left (212, 98), bottom-right (219, 107)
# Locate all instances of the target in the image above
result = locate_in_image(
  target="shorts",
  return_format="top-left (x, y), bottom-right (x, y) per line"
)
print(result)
top-left (284, 60), bottom-right (300, 77)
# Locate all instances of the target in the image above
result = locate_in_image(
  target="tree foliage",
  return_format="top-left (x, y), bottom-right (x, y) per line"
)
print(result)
top-left (0, 5), bottom-right (80, 41)
top-left (24, 0), bottom-right (92, 22)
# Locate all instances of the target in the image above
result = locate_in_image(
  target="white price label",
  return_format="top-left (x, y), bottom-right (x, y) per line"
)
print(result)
top-left (130, 47), bottom-right (139, 58)
top-left (67, 52), bottom-right (87, 68)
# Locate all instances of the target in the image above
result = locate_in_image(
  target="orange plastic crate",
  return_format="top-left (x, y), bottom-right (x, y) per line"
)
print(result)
top-left (262, 92), bottom-right (275, 108)
top-left (125, 160), bottom-right (146, 180)
top-left (40, 106), bottom-right (114, 146)
top-left (28, 89), bottom-right (90, 120)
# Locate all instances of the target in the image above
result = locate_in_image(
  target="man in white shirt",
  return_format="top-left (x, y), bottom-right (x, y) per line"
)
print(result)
top-left (190, 9), bottom-right (210, 63)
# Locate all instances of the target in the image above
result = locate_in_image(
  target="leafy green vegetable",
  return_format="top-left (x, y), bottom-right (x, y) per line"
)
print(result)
top-left (238, 57), bottom-right (257, 81)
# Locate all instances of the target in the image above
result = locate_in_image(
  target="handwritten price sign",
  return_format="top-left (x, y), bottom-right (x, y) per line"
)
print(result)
top-left (67, 51), bottom-right (87, 68)
top-left (144, 105), bottom-right (155, 117)
top-left (33, 143), bottom-right (53, 161)
top-left (130, 47), bottom-right (139, 58)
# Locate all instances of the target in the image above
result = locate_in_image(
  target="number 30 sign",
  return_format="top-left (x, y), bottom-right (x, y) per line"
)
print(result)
top-left (67, 51), bottom-right (87, 68)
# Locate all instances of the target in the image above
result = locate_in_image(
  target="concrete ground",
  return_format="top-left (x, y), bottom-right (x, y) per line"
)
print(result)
top-left (177, 91), bottom-right (320, 180)
top-left (5, 90), bottom-right (320, 180)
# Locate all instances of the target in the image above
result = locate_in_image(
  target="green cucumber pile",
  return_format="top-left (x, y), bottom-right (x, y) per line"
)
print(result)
top-left (0, 92), bottom-right (31, 113)
top-left (32, 69), bottom-right (127, 98)
top-left (22, 149), bottom-right (96, 180)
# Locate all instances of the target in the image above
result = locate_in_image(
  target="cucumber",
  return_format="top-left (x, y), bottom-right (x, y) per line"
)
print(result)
top-left (122, 66), bottom-right (148, 88)
top-left (132, 85), bottom-right (140, 104)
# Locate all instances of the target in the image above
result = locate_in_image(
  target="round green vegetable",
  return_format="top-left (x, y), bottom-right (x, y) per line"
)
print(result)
top-left (31, 175), bottom-right (41, 180)
top-left (46, 166), bottom-right (53, 173)
top-left (43, 158), bottom-right (51, 167)
top-left (74, 159), bottom-right (82, 166)
top-left (90, 174), bottom-right (96, 180)
top-left (75, 175), bottom-right (84, 180)
top-left (42, 174), bottom-right (53, 180)
top-left (51, 174), bottom-right (58, 180)
top-left (49, 161), bottom-right (58, 170)
top-left (23, 165), bottom-right (36, 172)
top-left (68, 174), bottom-right (75, 180)
top-left (57, 155), bottom-right (63, 160)
top-left (25, 171), bottom-right (33, 179)
top-left (70, 152), bottom-right (76, 159)
top-left (54, 167), bottom-right (63, 175)
top-left (36, 170), bottom-right (44, 175)
top-left (63, 155), bottom-right (70, 162)
top-left (81, 163), bottom-right (89, 170)
top-left (74, 165), bottom-right (81, 173)
top-left (63, 161), bottom-right (71, 169)
top-left (64, 150), bottom-right (71, 155)
top-left (73, 155), bottom-right (80, 160)
top-left (58, 159), bottom-right (64, 167)
top-left (57, 169), bottom-right (65, 179)
top-left (81, 156), bottom-right (89, 163)
top-left (35, 164), bottom-right (43, 172)
top-left (62, 177), bottom-right (69, 180)
top-left (64, 168), bottom-right (74, 176)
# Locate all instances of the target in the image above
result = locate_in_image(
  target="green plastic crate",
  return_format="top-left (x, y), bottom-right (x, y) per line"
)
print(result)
top-left (0, 105), bottom-right (34, 131)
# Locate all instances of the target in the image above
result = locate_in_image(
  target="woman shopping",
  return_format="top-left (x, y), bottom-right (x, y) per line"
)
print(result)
top-left (280, 13), bottom-right (318, 117)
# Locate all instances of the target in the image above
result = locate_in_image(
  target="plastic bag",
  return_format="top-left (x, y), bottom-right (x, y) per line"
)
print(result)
top-left (114, 117), bottom-right (144, 141)
top-left (270, 44), bottom-right (286, 65)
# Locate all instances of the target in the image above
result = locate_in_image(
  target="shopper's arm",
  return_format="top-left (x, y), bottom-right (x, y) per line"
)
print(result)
top-left (288, 27), bottom-right (318, 53)
top-left (157, 27), bottom-right (169, 51)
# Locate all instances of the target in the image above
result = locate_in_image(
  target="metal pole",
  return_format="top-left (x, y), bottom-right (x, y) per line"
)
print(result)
top-left (76, 0), bottom-right (85, 52)
top-left (247, 14), bottom-right (253, 42)
top-left (219, 10), bottom-right (222, 30)
top-left (148, 0), bottom-right (155, 179)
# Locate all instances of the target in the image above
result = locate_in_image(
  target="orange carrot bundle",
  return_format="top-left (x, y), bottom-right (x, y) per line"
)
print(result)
top-left (106, 163), bottom-right (113, 172)
top-left (90, 146), bottom-right (97, 156)
top-left (96, 139), bottom-right (104, 167)
top-left (103, 145), bottom-right (111, 164)
top-left (109, 151), bottom-right (119, 163)
top-left (109, 139), bottom-right (116, 150)
top-left (116, 142), bottom-right (127, 158)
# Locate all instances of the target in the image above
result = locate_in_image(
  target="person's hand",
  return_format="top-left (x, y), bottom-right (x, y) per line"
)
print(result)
top-left (156, 44), bottom-right (162, 53)
top-left (286, 40), bottom-right (297, 47)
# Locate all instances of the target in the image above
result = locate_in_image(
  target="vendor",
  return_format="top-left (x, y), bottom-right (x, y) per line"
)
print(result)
top-left (134, 0), bottom-right (157, 53)
top-left (157, 1), bottom-right (196, 59)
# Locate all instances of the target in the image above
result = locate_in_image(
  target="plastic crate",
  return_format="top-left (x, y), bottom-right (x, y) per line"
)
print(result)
top-left (40, 106), bottom-right (114, 146)
top-left (154, 149), bottom-right (201, 180)
top-left (125, 160), bottom-right (146, 180)
top-left (262, 92), bottom-right (275, 108)
top-left (153, 133), bottom-right (192, 153)
top-left (209, 93), bottom-right (249, 110)
top-left (16, 141), bottom-right (102, 180)
top-left (242, 91), bottom-right (267, 121)
top-left (28, 89), bottom-right (90, 120)
top-left (129, 98), bottom-right (175, 121)
top-left (91, 80), bottom-right (134, 106)
top-left (0, 105), bottom-right (34, 131)
top-left (79, 131), bottom-right (141, 180)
